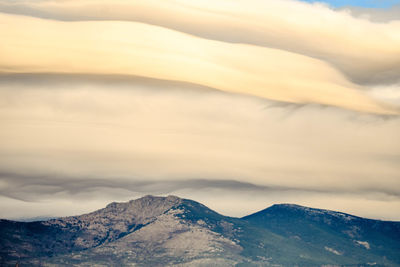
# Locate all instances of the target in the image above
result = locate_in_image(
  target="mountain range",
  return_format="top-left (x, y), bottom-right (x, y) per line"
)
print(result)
top-left (1, 195), bottom-right (400, 266)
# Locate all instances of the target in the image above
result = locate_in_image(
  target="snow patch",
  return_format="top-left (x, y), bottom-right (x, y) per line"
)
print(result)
top-left (324, 246), bottom-right (342, 255)
top-left (355, 240), bottom-right (370, 249)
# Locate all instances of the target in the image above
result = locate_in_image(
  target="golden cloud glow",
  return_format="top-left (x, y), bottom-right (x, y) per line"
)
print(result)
top-left (0, 12), bottom-right (397, 114)
top-left (1, 0), bottom-right (400, 84)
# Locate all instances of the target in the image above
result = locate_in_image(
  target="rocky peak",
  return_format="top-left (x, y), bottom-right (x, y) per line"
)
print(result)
top-left (104, 195), bottom-right (182, 214)
top-left (64, 195), bottom-right (183, 226)
top-left (38, 195), bottom-right (185, 249)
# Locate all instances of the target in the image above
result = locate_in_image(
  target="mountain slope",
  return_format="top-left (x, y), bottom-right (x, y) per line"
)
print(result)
top-left (243, 204), bottom-right (400, 266)
top-left (1, 196), bottom-right (400, 266)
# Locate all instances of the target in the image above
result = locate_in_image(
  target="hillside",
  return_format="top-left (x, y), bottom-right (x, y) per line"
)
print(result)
top-left (1, 195), bottom-right (399, 266)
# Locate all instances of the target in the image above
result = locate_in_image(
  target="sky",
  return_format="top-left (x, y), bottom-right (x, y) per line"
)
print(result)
top-left (0, 0), bottom-right (399, 221)
top-left (302, 0), bottom-right (400, 8)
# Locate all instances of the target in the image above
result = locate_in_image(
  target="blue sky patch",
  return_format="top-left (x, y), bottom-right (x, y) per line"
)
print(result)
top-left (300, 0), bottom-right (400, 8)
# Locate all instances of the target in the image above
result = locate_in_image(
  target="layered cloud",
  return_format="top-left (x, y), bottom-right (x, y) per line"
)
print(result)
top-left (1, 1), bottom-right (400, 113)
top-left (0, 13), bottom-right (393, 114)
top-left (1, 0), bottom-right (400, 85)
top-left (0, 75), bottom-right (399, 219)
top-left (0, 0), bottom-right (399, 219)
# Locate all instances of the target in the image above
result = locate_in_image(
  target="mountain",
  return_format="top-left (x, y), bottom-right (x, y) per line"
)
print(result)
top-left (243, 204), bottom-right (400, 266)
top-left (1, 196), bottom-right (399, 266)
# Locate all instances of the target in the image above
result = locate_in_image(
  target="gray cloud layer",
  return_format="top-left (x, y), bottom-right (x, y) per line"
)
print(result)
top-left (2, 171), bottom-right (400, 203)
top-left (341, 5), bottom-right (400, 22)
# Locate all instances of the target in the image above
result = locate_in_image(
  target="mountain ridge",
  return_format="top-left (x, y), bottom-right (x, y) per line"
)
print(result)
top-left (1, 195), bottom-right (399, 266)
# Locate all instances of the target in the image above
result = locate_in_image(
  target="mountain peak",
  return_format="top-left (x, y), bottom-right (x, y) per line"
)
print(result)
top-left (105, 194), bottom-right (182, 210)
top-left (250, 203), bottom-right (359, 221)
top-left (271, 203), bottom-right (304, 209)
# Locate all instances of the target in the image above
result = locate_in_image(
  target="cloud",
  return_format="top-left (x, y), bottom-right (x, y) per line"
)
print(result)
top-left (340, 4), bottom-right (400, 22)
top-left (0, 2), bottom-right (400, 114)
top-left (2, 171), bottom-right (400, 203)
top-left (1, 0), bottom-right (400, 86)
top-left (2, 172), bottom-right (400, 221)
top-left (0, 0), bottom-right (399, 220)
top-left (0, 12), bottom-right (397, 114)
top-left (0, 75), bottom-right (399, 219)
